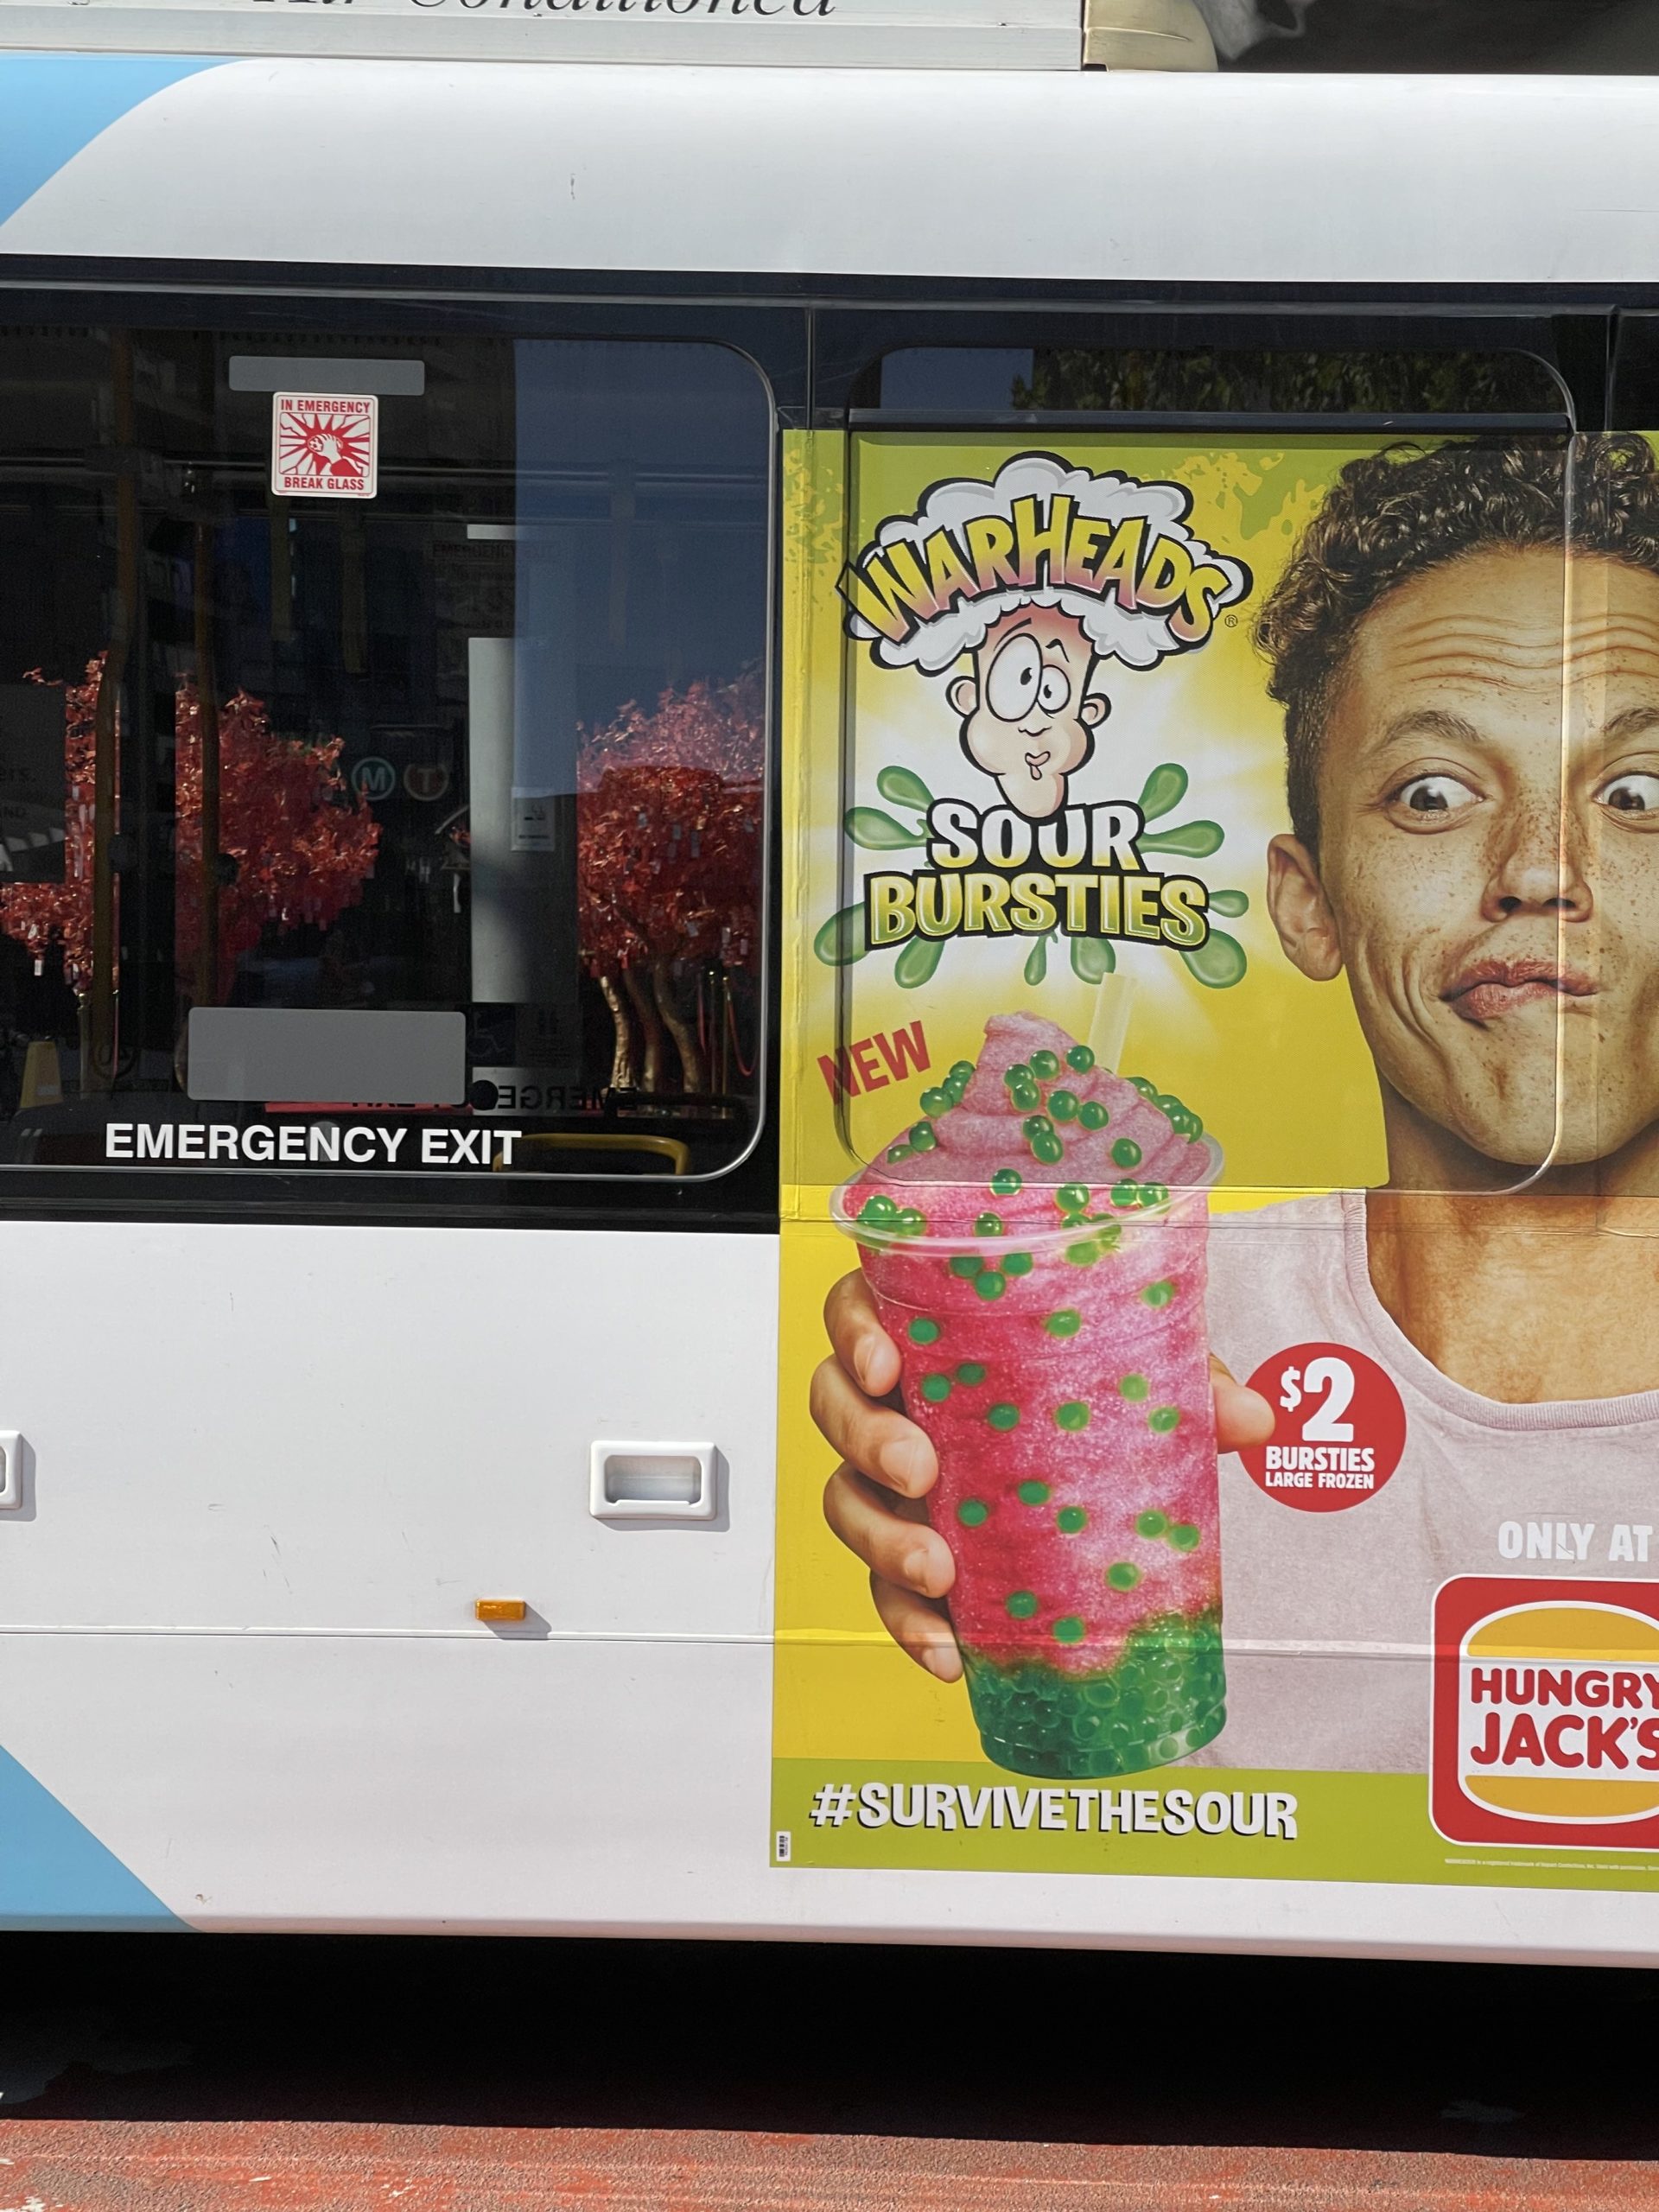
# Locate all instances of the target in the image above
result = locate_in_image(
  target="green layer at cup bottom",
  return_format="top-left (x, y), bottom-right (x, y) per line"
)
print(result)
top-left (962, 1608), bottom-right (1225, 1781)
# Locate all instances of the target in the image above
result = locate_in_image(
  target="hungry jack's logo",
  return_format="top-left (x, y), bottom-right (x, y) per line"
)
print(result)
top-left (1432, 1577), bottom-right (1659, 1850)
top-left (822, 454), bottom-right (1255, 994)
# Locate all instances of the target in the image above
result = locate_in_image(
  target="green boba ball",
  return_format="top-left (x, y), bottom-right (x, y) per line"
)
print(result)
top-left (859, 1192), bottom-right (898, 1222)
top-left (1011, 1084), bottom-right (1041, 1113)
top-left (1094, 1222), bottom-right (1122, 1253)
top-left (1006, 1590), bottom-right (1039, 1620)
top-left (1045, 1309), bottom-right (1082, 1338)
top-left (894, 1208), bottom-right (926, 1236)
top-left (1119, 1374), bottom-right (1149, 1402)
top-left (988, 1402), bottom-right (1020, 1430)
top-left (1136, 1510), bottom-right (1170, 1539)
top-left (1049, 1090), bottom-right (1079, 1122)
top-left (1078, 1101), bottom-right (1109, 1130)
top-left (1148, 1406), bottom-right (1182, 1434)
top-left (943, 1077), bottom-right (968, 1106)
top-left (1066, 1045), bottom-right (1096, 1073)
top-left (887, 1144), bottom-right (913, 1163)
top-left (1052, 1616), bottom-right (1086, 1645)
top-left (911, 1122), bottom-right (938, 1152)
top-left (957, 1498), bottom-right (989, 1529)
top-left (1031, 1050), bottom-right (1061, 1079)
top-left (990, 1168), bottom-right (1023, 1197)
top-left (950, 1060), bottom-right (975, 1084)
top-left (1141, 1280), bottom-right (1176, 1309)
top-left (1017, 1479), bottom-right (1052, 1506)
top-left (1140, 1184), bottom-right (1169, 1210)
top-left (975, 1211), bottom-right (1005, 1236)
top-left (1109, 1180), bottom-right (1141, 1209)
top-left (1065, 1241), bottom-right (1100, 1267)
top-left (1057, 1506), bottom-right (1088, 1535)
top-left (1130, 1077), bottom-right (1158, 1099)
top-left (920, 1373), bottom-right (952, 1403)
top-left (1170, 1522), bottom-right (1202, 1552)
top-left (907, 1317), bottom-right (942, 1344)
top-left (1155, 1093), bottom-right (1184, 1121)
top-left (956, 1362), bottom-right (987, 1385)
top-left (1003, 1063), bottom-right (1033, 1090)
top-left (1106, 1561), bottom-right (1142, 1592)
top-left (1002, 1251), bottom-right (1034, 1278)
top-left (1032, 1132), bottom-right (1065, 1166)
top-left (949, 1254), bottom-right (984, 1279)
top-left (1111, 1137), bottom-right (1142, 1170)
top-left (1055, 1402), bottom-right (1090, 1432)
top-left (1058, 1182), bottom-right (1090, 1212)
top-left (975, 1270), bottom-right (1007, 1302)
top-left (1021, 1115), bottom-right (1052, 1140)
top-left (920, 1087), bottom-right (950, 1116)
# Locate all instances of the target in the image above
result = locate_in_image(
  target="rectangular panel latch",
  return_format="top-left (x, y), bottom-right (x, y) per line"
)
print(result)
top-left (0, 1434), bottom-right (24, 1510)
top-left (589, 1442), bottom-right (719, 1525)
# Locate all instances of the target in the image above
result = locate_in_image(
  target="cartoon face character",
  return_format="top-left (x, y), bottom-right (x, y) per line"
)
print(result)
top-left (946, 603), bottom-right (1109, 821)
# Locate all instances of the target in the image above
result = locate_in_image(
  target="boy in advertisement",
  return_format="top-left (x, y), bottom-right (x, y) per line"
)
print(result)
top-left (813, 434), bottom-right (1659, 1774)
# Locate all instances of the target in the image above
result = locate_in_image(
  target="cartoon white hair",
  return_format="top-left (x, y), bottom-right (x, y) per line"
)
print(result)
top-left (848, 452), bottom-right (1250, 677)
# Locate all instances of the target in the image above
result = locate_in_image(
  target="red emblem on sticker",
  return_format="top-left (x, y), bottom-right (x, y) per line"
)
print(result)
top-left (1237, 1341), bottom-right (1406, 1512)
top-left (1432, 1577), bottom-right (1659, 1849)
top-left (271, 392), bottom-right (378, 499)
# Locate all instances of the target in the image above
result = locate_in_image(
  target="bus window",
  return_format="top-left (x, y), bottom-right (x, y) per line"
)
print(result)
top-left (825, 425), bottom-right (1580, 1200)
top-left (0, 331), bottom-right (772, 1185)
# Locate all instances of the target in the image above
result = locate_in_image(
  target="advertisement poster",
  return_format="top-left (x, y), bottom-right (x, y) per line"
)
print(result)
top-left (772, 426), bottom-right (1659, 1893)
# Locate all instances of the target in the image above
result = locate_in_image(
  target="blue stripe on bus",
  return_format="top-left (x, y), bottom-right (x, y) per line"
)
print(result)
top-left (0, 54), bottom-right (226, 232)
top-left (0, 1741), bottom-right (184, 1930)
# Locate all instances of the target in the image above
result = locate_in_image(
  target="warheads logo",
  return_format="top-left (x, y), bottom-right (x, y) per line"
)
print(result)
top-left (833, 453), bottom-right (1251, 971)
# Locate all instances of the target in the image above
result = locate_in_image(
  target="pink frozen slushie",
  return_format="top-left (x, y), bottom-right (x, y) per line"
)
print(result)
top-left (837, 1013), bottom-right (1224, 1779)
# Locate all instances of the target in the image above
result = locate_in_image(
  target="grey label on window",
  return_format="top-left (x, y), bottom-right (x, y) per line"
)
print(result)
top-left (187, 1009), bottom-right (467, 1105)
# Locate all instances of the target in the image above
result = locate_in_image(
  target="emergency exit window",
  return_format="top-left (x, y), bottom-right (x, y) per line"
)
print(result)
top-left (0, 330), bottom-right (771, 1185)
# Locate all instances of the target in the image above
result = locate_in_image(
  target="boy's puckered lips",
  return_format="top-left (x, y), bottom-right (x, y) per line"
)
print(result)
top-left (1441, 957), bottom-right (1598, 1024)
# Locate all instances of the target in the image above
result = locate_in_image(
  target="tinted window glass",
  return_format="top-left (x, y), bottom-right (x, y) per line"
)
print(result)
top-left (0, 330), bottom-right (771, 1183)
top-left (868, 347), bottom-right (1564, 416)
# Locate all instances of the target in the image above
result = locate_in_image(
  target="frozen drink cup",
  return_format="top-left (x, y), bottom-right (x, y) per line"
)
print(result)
top-left (835, 1013), bottom-right (1224, 1780)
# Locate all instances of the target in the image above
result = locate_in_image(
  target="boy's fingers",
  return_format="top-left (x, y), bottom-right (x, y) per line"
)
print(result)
top-left (810, 1353), bottom-right (938, 1497)
top-left (870, 1574), bottom-right (964, 1683)
top-left (1209, 1353), bottom-right (1276, 1453)
top-left (823, 1270), bottom-right (902, 1399)
top-left (823, 1465), bottom-right (956, 1599)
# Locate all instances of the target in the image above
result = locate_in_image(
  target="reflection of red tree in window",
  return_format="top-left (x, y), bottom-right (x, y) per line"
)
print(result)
top-left (577, 676), bottom-right (763, 1095)
top-left (174, 679), bottom-right (379, 1000)
top-left (0, 659), bottom-right (380, 1005)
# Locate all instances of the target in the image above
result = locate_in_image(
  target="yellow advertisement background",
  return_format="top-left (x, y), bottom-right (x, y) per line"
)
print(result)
top-left (769, 429), bottom-right (1659, 1891)
top-left (777, 429), bottom-right (1392, 1781)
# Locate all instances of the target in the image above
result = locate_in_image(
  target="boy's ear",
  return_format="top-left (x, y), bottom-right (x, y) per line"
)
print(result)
top-left (1267, 834), bottom-right (1344, 982)
top-left (1080, 695), bottom-right (1109, 728)
top-left (946, 674), bottom-right (977, 719)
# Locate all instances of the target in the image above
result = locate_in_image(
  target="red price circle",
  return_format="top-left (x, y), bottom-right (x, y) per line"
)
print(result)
top-left (1238, 1340), bottom-right (1406, 1514)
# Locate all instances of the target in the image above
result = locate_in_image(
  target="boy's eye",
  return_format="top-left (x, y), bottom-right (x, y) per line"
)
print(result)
top-left (1598, 770), bottom-right (1659, 815)
top-left (986, 634), bottom-right (1043, 721)
top-left (1038, 666), bottom-right (1071, 715)
top-left (1389, 772), bottom-right (1480, 818)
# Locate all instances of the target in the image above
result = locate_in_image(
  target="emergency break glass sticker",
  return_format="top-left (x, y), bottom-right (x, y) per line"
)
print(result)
top-left (271, 391), bottom-right (378, 499)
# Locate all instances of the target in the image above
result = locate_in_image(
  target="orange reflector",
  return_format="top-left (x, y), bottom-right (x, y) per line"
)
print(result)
top-left (474, 1599), bottom-right (527, 1624)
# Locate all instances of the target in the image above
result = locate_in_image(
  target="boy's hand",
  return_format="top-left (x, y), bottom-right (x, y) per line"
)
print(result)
top-left (812, 1269), bottom-right (1274, 1684)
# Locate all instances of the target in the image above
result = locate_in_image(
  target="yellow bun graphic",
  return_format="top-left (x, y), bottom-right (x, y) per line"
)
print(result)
top-left (1467, 1605), bottom-right (1659, 1664)
top-left (1463, 1602), bottom-right (1659, 1823)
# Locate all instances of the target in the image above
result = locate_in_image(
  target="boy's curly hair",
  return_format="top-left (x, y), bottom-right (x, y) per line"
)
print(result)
top-left (1255, 435), bottom-right (1659, 854)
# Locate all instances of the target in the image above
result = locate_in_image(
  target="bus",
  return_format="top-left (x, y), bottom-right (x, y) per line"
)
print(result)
top-left (2, 31), bottom-right (1659, 1962)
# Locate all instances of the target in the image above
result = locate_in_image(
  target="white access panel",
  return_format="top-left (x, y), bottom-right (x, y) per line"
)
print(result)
top-left (0, 1219), bottom-right (778, 1638)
